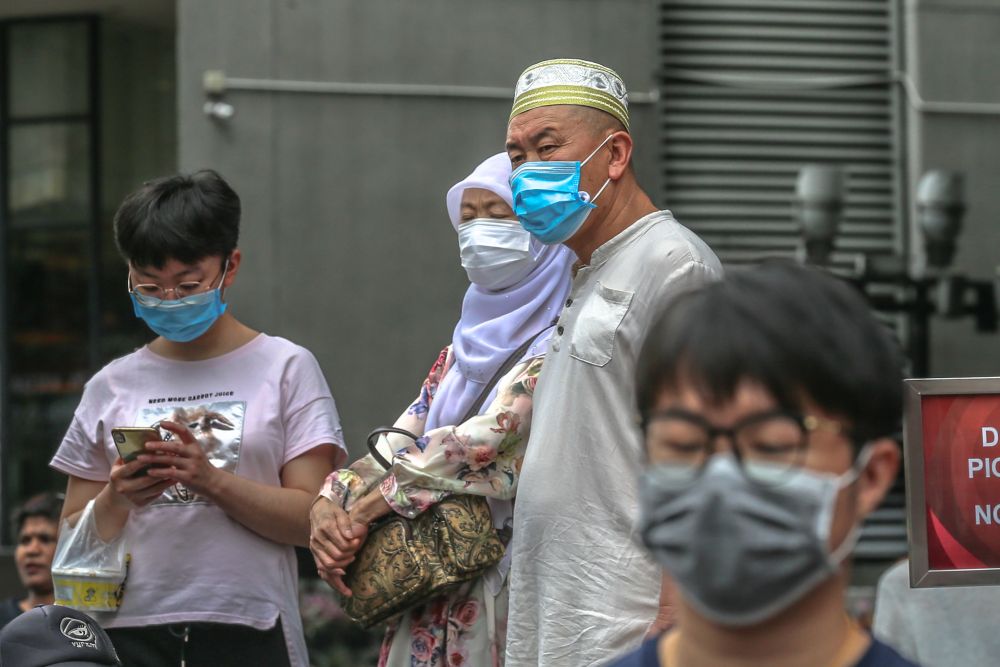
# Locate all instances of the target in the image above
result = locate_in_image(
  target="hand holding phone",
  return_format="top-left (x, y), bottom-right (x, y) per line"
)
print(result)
top-left (111, 427), bottom-right (162, 476)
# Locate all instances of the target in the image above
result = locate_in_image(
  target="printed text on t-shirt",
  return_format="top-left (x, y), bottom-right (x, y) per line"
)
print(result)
top-left (148, 390), bottom-right (235, 404)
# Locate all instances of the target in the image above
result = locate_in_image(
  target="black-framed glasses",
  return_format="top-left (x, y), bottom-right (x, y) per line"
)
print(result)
top-left (127, 259), bottom-right (230, 307)
top-left (642, 408), bottom-right (851, 485)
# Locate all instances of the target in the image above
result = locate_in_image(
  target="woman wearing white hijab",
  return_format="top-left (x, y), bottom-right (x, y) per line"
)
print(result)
top-left (310, 153), bottom-right (574, 666)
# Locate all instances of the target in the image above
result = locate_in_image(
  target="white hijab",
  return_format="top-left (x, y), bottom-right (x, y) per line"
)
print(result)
top-left (426, 153), bottom-right (574, 429)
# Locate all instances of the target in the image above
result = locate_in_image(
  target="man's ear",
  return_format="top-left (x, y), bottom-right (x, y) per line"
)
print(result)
top-left (855, 438), bottom-right (901, 518)
top-left (608, 131), bottom-right (633, 181)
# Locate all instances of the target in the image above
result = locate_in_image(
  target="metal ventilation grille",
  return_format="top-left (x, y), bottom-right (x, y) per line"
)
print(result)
top-left (658, 0), bottom-right (902, 268)
top-left (658, 0), bottom-right (907, 566)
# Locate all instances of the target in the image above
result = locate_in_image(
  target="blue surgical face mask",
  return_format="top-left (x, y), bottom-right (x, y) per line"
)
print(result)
top-left (509, 134), bottom-right (614, 245)
top-left (129, 262), bottom-right (229, 343)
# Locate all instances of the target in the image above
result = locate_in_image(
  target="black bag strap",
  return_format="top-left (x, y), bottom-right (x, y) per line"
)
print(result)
top-left (366, 327), bottom-right (550, 470)
top-left (367, 426), bottom-right (420, 469)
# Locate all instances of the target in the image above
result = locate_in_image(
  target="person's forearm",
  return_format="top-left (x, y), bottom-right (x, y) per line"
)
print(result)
top-left (92, 485), bottom-right (132, 541)
top-left (64, 470), bottom-right (175, 544)
top-left (206, 471), bottom-right (314, 547)
top-left (348, 488), bottom-right (393, 526)
top-left (64, 485), bottom-right (131, 543)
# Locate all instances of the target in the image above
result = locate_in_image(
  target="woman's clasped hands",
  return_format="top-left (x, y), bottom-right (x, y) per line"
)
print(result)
top-left (309, 497), bottom-right (369, 597)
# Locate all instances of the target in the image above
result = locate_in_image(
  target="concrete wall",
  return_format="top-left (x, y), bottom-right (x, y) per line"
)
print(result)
top-left (99, 14), bottom-right (179, 359)
top-left (905, 0), bottom-right (1000, 375)
top-left (177, 0), bottom-right (659, 456)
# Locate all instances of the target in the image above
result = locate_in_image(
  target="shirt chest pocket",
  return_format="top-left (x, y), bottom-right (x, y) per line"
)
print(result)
top-left (569, 282), bottom-right (634, 367)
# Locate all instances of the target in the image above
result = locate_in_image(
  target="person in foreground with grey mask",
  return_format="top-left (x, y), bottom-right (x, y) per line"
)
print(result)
top-left (610, 261), bottom-right (920, 667)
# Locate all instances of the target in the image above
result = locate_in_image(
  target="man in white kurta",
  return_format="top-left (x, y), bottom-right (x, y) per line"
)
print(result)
top-left (503, 59), bottom-right (723, 666)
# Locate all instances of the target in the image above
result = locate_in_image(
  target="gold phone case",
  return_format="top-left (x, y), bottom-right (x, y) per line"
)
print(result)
top-left (111, 427), bottom-right (160, 463)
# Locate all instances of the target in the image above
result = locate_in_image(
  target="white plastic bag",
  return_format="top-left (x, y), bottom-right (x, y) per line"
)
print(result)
top-left (51, 499), bottom-right (129, 612)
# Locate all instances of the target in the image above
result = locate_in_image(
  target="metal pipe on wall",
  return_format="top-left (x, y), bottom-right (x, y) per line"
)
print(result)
top-left (897, 75), bottom-right (1000, 116)
top-left (201, 69), bottom-right (661, 105)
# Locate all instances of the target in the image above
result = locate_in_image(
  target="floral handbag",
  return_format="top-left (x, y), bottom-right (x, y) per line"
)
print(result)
top-left (340, 332), bottom-right (543, 628)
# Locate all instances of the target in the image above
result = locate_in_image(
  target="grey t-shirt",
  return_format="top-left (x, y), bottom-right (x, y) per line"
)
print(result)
top-left (873, 559), bottom-right (999, 667)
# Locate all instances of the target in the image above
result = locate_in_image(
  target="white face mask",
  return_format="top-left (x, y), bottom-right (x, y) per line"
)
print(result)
top-left (457, 218), bottom-right (541, 290)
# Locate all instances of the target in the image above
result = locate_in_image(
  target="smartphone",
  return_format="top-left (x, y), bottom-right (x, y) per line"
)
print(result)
top-left (111, 427), bottom-right (161, 474)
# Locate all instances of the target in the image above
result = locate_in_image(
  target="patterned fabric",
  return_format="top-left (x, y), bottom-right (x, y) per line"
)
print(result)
top-left (320, 346), bottom-right (541, 518)
top-left (319, 346), bottom-right (545, 666)
top-left (510, 58), bottom-right (630, 130)
top-left (379, 578), bottom-right (507, 667)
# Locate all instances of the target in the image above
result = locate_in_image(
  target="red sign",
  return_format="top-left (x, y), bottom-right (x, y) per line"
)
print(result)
top-left (920, 393), bottom-right (1000, 569)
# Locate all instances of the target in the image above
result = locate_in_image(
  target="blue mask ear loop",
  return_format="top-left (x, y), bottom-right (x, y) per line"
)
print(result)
top-left (216, 258), bottom-right (231, 302)
top-left (578, 134), bottom-right (615, 204)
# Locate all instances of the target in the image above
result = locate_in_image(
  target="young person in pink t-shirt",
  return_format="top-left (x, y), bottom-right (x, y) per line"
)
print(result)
top-left (51, 170), bottom-right (346, 667)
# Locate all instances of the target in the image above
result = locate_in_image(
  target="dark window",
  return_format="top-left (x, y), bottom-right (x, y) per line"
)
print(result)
top-left (0, 17), bottom-right (103, 542)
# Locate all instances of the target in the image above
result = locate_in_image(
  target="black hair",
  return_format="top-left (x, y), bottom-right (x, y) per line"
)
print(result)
top-left (636, 261), bottom-right (904, 445)
top-left (113, 169), bottom-right (240, 269)
top-left (11, 492), bottom-right (64, 541)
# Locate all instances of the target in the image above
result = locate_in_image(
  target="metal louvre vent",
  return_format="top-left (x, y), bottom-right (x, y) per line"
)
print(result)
top-left (657, 0), bottom-right (907, 566)
top-left (657, 0), bottom-right (901, 269)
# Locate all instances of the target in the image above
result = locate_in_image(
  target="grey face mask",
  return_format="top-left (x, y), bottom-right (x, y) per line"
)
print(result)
top-left (637, 452), bottom-right (868, 627)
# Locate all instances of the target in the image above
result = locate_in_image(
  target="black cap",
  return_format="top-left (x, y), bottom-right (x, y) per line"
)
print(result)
top-left (0, 605), bottom-right (121, 666)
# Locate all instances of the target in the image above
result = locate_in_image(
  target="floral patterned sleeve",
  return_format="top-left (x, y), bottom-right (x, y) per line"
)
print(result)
top-left (316, 454), bottom-right (387, 510)
top-left (378, 355), bottom-right (543, 519)
top-left (318, 347), bottom-right (449, 510)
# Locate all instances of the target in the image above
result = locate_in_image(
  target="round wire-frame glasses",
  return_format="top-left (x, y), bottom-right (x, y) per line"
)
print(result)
top-left (127, 259), bottom-right (230, 307)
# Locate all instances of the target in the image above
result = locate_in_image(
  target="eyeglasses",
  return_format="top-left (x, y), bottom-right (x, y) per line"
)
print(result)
top-left (642, 408), bottom-right (851, 485)
top-left (128, 260), bottom-right (229, 307)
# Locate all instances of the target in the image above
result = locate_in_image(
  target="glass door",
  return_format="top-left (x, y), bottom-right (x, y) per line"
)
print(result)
top-left (0, 16), bottom-right (101, 540)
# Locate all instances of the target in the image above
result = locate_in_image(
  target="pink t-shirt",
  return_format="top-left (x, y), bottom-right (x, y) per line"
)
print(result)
top-left (50, 334), bottom-right (345, 667)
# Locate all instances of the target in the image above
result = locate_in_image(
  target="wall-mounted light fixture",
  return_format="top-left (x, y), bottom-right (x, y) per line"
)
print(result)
top-left (795, 166), bottom-right (996, 376)
top-left (203, 70), bottom-right (234, 121)
top-left (916, 170), bottom-right (965, 270)
top-left (203, 101), bottom-right (235, 120)
top-left (794, 164), bottom-right (844, 265)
